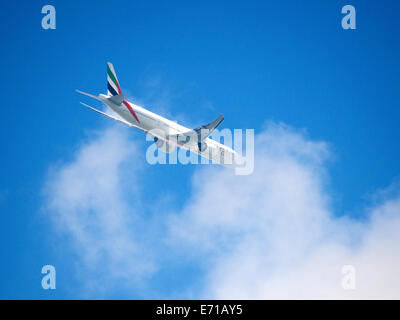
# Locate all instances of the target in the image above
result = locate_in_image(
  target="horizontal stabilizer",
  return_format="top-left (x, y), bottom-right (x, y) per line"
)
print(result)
top-left (76, 90), bottom-right (103, 101)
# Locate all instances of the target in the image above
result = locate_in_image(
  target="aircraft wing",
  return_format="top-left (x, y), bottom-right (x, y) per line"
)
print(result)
top-left (171, 114), bottom-right (224, 146)
top-left (80, 102), bottom-right (143, 131)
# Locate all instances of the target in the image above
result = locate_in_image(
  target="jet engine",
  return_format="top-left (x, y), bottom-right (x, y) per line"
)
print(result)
top-left (154, 137), bottom-right (164, 148)
top-left (198, 142), bottom-right (207, 152)
top-left (154, 137), bottom-right (175, 153)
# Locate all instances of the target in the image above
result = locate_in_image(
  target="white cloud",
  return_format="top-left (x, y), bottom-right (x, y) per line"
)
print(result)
top-left (43, 126), bottom-right (155, 292)
top-left (168, 123), bottom-right (400, 299)
top-left (43, 121), bottom-right (400, 298)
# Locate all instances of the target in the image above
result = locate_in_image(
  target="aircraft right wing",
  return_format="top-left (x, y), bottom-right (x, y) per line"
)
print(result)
top-left (171, 114), bottom-right (224, 147)
top-left (193, 114), bottom-right (224, 139)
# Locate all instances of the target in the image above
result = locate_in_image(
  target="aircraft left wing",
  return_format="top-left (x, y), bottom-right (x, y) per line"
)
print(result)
top-left (80, 102), bottom-right (143, 131)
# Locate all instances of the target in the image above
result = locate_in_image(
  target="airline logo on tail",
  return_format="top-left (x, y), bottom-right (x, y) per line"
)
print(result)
top-left (107, 62), bottom-right (122, 96)
top-left (106, 62), bottom-right (140, 123)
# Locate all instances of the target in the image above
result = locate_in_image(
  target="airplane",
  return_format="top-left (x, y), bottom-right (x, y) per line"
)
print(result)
top-left (77, 62), bottom-right (241, 166)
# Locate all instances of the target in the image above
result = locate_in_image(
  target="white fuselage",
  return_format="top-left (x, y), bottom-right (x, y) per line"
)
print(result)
top-left (99, 94), bottom-right (237, 165)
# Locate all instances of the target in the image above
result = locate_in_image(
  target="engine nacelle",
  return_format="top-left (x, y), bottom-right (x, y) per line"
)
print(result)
top-left (198, 142), bottom-right (207, 152)
top-left (154, 137), bottom-right (164, 148)
top-left (154, 137), bottom-right (175, 153)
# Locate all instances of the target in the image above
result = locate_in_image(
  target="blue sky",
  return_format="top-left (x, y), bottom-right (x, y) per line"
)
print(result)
top-left (1, 0), bottom-right (400, 299)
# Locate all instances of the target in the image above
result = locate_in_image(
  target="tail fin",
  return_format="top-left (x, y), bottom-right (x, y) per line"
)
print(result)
top-left (107, 62), bottom-right (122, 96)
